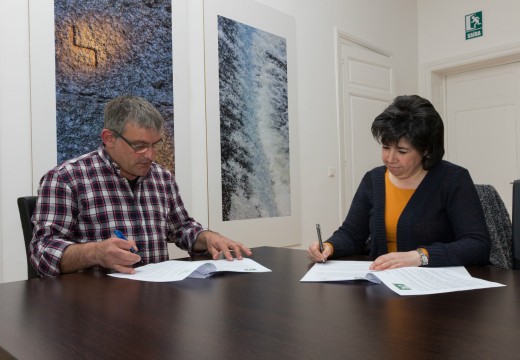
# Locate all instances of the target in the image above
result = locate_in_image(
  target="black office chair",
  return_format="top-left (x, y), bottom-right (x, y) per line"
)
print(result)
top-left (17, 196), bottom-right (39, 279)
top-left (512, 180), bottom-right (520, 269)
top-left (475, 184), bottom-right (513, 269)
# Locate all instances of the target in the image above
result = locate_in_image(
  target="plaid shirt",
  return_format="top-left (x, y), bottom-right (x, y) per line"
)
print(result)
top-left (30, 146), bottom-right (205, 277)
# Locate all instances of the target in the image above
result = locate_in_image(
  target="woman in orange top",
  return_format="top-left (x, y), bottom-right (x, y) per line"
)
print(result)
top-left (307, 95), bottom-right (490, 269)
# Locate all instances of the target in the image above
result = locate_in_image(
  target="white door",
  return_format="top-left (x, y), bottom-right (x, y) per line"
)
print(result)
top-left (446, 62), bottom-right (520, 215)
top-left (337, 34), bottom-right (395, 218)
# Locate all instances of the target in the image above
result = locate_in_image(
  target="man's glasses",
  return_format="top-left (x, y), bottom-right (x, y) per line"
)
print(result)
top-left (111, 130), bottom-right (164, 154)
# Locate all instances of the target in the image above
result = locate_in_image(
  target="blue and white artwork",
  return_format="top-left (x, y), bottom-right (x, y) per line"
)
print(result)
top-left (218, 16), bottom-right (290, 221)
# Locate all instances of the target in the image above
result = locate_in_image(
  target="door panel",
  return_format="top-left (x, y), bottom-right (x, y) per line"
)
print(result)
top-left (337, 35), bottom-right (395, 217)
top-left (349, 96), bottom-right (389, 190)
top-left (446, 62), bottom-right (520, 215)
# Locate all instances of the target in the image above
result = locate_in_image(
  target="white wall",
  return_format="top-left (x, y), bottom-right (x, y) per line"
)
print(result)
top-left (0, 1), bottom-right (33, 282)
top-left (0, 0), bottom-right (417, 282)
top-left (418, 0), bottom-right (520, 63)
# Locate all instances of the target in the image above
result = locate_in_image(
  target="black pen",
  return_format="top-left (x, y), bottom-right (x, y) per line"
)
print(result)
top-left (316, 223), bottom-right (324, 255)
top-left (114, 230), bottom-right (139, 255)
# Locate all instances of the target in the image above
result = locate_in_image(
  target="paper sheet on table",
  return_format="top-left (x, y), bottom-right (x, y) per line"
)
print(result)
top-left (109, 258), bottom-right (271, 282)
top-left (300, 260), bottom-right (505, 295)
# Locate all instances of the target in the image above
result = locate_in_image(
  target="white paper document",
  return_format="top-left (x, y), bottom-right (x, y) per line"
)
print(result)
top-left (300, 261), bottom-right (505, 295)
top-left (109, 258), bottom-right (271, 282)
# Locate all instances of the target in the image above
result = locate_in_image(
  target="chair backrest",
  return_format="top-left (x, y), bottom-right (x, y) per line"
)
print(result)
top-left (17, 196), bottom-right (39, 279)
top-left (474, 184), bottom-right (513, 269)
top-left (512, 180), bottom-right (520, 269)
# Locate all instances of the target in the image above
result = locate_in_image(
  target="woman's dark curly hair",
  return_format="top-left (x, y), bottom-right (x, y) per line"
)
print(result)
top-left (371, 95), bottom-right (444, 170)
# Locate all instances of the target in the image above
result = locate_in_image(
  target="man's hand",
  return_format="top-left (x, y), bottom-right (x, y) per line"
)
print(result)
top-left (194, 230), bottom-right (252, 260)
top-left (369, 251), bottom-right (421, 271)
top-left (60, 237), bottom-right (141, 274)
top-left (94, 237), bottom-right (141, 273)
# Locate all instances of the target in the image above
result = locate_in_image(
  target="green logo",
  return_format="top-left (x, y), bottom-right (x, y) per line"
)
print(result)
top-left (393, 283), bottom-right (411, 290)
top-left (465, 11), bottom-right (483, 40)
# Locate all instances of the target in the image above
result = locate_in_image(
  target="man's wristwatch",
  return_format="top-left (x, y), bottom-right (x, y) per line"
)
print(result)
top-left (417, 248), bottom-right (429, 266)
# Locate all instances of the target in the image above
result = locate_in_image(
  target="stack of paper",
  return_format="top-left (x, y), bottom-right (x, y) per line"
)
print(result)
top-left (109, 258), bottom-right (271, 282)
top-left (300, 261), bottom-right (505, 295)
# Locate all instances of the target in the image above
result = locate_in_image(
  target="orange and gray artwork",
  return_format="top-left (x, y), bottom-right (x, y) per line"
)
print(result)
top-left (54, 0), bottom-right (174, 171)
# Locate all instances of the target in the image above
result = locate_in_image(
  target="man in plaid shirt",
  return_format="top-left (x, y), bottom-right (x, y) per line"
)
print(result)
top-left (30, 95), bottom-right (251, 278)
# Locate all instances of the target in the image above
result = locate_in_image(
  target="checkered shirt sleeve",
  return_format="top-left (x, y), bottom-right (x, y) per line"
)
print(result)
top-left (29, 147), bottom-right (204, 277)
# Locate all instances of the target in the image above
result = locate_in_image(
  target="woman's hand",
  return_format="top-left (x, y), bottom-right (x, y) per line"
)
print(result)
top-left (369, 250), bottom-right (421, 270)
top-left (307, 241), bottom-right (333, 263)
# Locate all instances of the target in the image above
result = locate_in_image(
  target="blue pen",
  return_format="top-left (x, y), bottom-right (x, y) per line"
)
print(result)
top-left (114, 230), bottom-right (139, 255)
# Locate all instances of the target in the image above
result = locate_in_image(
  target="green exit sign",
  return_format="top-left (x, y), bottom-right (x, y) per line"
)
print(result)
top-left (465, 11), bottom-right (483, 40)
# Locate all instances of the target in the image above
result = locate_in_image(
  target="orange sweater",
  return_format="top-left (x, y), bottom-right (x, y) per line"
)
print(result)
top-left (385, 171), bottom-right (415, 252)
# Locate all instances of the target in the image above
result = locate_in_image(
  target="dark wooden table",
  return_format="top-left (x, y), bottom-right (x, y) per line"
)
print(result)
top-left (0, 246), bottom-right (519, 360)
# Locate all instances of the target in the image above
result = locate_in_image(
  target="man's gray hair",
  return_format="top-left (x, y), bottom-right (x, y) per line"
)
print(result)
top-left (103, 95), bottom-right (164, 134)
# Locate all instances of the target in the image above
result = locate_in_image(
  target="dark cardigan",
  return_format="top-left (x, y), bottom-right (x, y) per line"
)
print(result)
top-left (327, 160), bottom-right (491, 267)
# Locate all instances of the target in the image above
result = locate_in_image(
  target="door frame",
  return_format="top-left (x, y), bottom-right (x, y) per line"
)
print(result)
top-left (420, 41), bottom-right (520, 127)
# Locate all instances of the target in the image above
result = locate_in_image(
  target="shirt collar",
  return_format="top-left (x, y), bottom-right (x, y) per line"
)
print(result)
top-left (97, 144), bottom-right (154, 180)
